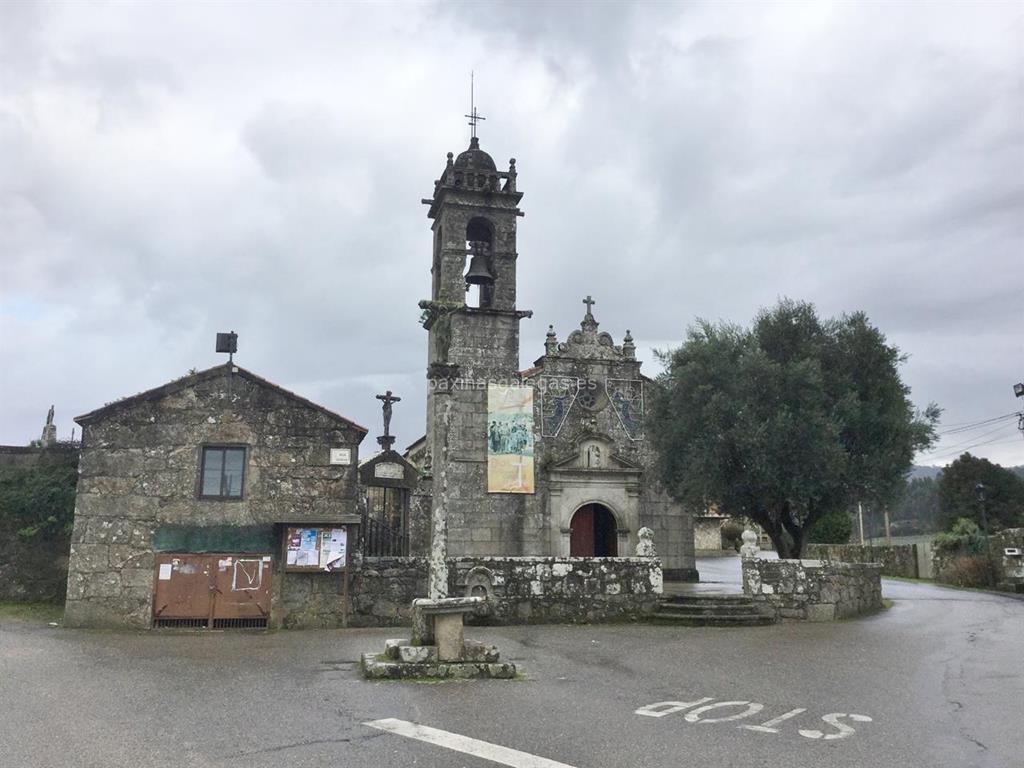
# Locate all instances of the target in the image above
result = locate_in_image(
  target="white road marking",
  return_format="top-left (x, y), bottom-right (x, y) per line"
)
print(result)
top-left (799, 713), bottom-right (872, 740)
top-left (634, 697), bottom-right (873, 740)
top-left (683, 701), bottom-right (764, 723)
top-left (740, 708), bottom-right (807, 733)
top-left (635, 698), bottom-right (713, 718)
top-left (364, 718), bottom-right (579, 768)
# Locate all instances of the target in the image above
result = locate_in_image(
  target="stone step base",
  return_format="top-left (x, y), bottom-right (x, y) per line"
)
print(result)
top-left (653, 595), bottom-right (775, 627)
top-left (658, 601), bottom-right (761, 616)
top-left (383, 638), bottom-right (501, 664)
top-left (660, 594), bottom-right (757, 605)
top-left (362, 653), bottom-right (517, 680)
top-left (649, 612), bottom-right (776, 627)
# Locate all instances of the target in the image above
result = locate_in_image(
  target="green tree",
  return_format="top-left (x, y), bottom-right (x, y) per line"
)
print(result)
top-left (890, 476), bottom-right (941, 532)
top-left (649, 299), bottom-right (939, 558)
top-left (937, 453), bottom-right (1024, 532)
top-left (0, 461), bottom-right (78, 541)
top-left (808, 510), bottom-right (854, 544)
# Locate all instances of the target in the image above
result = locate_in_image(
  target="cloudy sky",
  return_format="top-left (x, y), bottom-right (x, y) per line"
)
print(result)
top-left (2, 0), bottom-right (1022, 467)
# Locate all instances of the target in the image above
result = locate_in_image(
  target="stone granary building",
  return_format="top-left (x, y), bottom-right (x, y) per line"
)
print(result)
top-left (413, 136), bottom-right (696, 580)
top-left (64, 365), bottom-right (368, 628)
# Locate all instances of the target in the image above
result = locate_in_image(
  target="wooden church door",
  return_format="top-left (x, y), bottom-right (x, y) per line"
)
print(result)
top-left (570, 505), bottom-right (595, 556)
top-left (570, 504), bottom-right (618, 557)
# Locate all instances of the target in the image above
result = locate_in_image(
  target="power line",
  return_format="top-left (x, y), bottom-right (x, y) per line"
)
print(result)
top-left (917, 430), bottom-right (1024, 463)
top-left (929, 421), bottom-right (1020, 454)
top-left (937, 412), bottom-right (1021, 436)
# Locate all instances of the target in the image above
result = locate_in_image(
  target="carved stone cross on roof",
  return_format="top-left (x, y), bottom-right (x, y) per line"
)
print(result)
top-left (583, 295), bottom-right (596, 314)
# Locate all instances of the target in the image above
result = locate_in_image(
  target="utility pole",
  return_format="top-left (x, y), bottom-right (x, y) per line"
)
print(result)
top-left (884, 506), bottom-right (892, 545)
top-left (858, 501), bottom-right (865, 545)
top-left (975, 483), bottom-right (988, 536)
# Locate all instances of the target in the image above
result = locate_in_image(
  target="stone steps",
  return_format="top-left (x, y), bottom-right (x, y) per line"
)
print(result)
top-left (362, 637), bottom-right (517, 680)
top-left (652, 594), bottom-right (775, 627)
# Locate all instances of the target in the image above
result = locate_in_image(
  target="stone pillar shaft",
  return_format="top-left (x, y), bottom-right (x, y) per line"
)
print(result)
top-left (428, 398), bottom-right (452, 599)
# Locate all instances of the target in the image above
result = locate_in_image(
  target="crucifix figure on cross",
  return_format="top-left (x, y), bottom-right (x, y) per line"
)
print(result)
top-left (376, 390), bottom-right (401, 439)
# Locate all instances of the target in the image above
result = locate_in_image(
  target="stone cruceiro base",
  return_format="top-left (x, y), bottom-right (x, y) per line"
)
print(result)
top-left (362, 596), bottom-right (517, 680)
top-left (362, 639), bottom-right (515, 680)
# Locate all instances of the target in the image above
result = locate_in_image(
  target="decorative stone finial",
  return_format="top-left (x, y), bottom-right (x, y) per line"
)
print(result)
top-left (622, 329), bottom-right (635, 359)
top-left (740, 529), bottom-right (761, 559)
top-left (636, 527), bottom-right (657, 557)
top-left (545, 324), bottom-right (558, 355)
top-left (445, 152), bottom-right (455, 182)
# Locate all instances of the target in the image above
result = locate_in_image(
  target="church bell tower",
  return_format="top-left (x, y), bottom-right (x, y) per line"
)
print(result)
top-left (420, 136), bottom-right (530, 377)
top-left (418, 129), bottom-right (536, 557)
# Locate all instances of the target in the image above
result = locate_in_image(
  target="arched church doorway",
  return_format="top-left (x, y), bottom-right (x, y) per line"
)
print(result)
top-left (569, 504), bottom-right (618, 557)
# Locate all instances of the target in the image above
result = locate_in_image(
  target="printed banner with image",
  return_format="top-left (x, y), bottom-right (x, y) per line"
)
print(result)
top-left (487, 384), bottom-right (535, 494)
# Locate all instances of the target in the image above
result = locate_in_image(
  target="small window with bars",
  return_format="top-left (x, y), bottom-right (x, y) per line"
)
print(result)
top-left (200, 446), bottom-right (246, 499)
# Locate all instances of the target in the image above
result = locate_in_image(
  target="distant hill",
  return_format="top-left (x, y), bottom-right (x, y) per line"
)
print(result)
top-left (910, 464), bottom-right (1023, 480)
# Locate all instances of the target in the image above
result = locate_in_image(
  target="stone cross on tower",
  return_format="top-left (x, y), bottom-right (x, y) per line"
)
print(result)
top-left (583, 295), bottom-right (596, 315)
top-left (376, 390), bottom-right (401, 452)
top-left (464, 71), bottom-right (486, 139)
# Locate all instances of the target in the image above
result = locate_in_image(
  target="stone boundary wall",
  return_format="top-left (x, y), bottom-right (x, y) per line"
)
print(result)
top-left (742, 558), bottom-right (882, 621)
top-left (931, 528), bottom-right (1024, 592)
top-left (806, 543), bottom-right (918, 579)
top-left (451, 556), bottom-right (663, 625)
top-left (990, 528), bottom-right (1024, 592)
top-left (279, 557), bottom-right (429, 628)
top-left (0, 444), bottom-right (79, 467)
top-left (279, 556), bottom-right (662, 628)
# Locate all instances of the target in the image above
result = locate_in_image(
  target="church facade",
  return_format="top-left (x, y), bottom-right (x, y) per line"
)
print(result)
top-left (414, 136), bottom-right (696, 580)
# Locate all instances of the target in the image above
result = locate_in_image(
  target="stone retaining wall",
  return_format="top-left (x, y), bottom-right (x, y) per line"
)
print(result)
top-left (279, 557), bottom-right (429, 628)
top-left (742, 558), bottom-right (882, 621)
top-left (805, 543), bottom-right (918, 579)
top-left (931, 528), bottom-right (1024, 592)
top-left (452, 556), bottom-right (662, 624)
top-left (990, 528), bottom-right (1024, 592)
top-left (279, 556), bottom-right (662, 628)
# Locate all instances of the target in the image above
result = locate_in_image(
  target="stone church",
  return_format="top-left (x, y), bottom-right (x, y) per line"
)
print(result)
top-left (59, 130), bottom-right (693, 631)
top-left (411, 136), bottom-right (696, 581)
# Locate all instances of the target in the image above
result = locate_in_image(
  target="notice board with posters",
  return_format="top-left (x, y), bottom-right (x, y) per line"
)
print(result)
top-left (283, 526), bottom-right (349, 572)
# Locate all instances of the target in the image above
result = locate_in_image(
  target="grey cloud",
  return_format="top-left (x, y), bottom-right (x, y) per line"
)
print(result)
top-left (1, 1), bottom-right (1021, 466)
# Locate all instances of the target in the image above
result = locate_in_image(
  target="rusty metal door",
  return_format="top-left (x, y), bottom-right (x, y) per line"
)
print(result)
top-left (153, 554), bottom-right (272, 629)
top-left (210, 555), bottom-right (272, 627)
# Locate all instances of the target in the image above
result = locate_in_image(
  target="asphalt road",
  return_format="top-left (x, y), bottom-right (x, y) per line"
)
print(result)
top-left (2, 559), bottom-right (1022, 768)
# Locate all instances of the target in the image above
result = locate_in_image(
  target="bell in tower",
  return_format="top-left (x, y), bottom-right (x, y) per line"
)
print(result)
top-left (464, 241), bottom-right (494, 287)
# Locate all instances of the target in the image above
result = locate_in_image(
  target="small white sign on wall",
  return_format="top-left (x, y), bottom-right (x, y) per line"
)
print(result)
top-left (374, 462), bottom-right (404, 480)
top-left (329, 448), bottom-right (352, 466)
